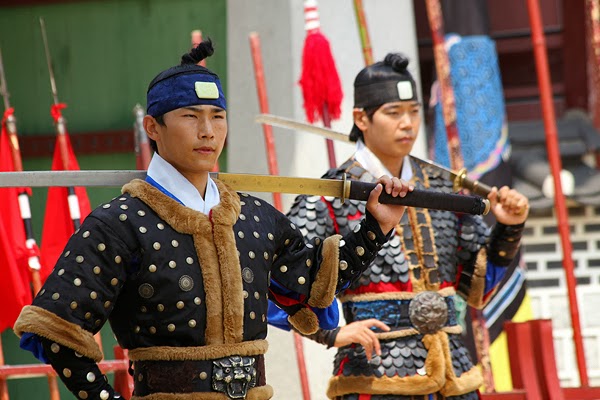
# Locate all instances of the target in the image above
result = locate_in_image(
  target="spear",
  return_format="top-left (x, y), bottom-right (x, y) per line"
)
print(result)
top-left (39, 17), bottom-right (85, 231)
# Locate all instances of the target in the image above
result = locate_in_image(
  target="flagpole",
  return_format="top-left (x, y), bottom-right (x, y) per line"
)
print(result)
top-left (423, 1), bottom-right (499, 391)
top-left (0, 45), bottom-right (60, 400)
top-left (352, 0), bottom-right (374, 66)
top-left (39, 18), bottom-right (82, 400)
top-left (526, 0), bottom-right (588, 386)
top-left (424, 0), bottom-right (464, 172)
top-left (0, 49), bottom-right (44, 296)
top-left (248, 32), bottom-right (312, 400)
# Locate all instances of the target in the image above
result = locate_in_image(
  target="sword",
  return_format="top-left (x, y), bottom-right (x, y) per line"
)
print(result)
top-left (255, 113), bottom-right (494, 197)
top-left (0, 170), bottom-right (489, 215)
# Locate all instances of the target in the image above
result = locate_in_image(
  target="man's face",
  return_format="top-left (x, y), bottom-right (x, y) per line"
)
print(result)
top-left (357, 100), bottom-right (421, 165)
top-left (147, 105), bottom-right (227, 176)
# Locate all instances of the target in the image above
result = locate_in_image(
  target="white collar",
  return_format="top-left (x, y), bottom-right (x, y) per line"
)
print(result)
top-left (146, 153), bottom-right (220, 214)
top-left (354, 140), bottom-right (413, 181)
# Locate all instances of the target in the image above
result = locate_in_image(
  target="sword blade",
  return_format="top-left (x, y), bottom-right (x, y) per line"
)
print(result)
top-left (0, 170), bottom-right (146, 187)
top-left (0, 171), bottom-right (344, 197)
top-left (255, 114), bottom-right (351, 142)
top-left (0, 170), bottom-right (488, 215)
top-left (212, 172), bottom-right (344, 197)
top-left (256, 113), bottom-right (493, 196)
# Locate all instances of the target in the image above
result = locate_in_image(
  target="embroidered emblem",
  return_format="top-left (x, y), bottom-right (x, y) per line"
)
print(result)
top-left (194, 81), bottom-right (219, 99)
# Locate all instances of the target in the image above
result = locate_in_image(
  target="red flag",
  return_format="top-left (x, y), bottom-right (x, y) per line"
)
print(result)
top-left (40, 104), bottom-right (91, 280)
top-left (0, 108), bottom-right (32, 332)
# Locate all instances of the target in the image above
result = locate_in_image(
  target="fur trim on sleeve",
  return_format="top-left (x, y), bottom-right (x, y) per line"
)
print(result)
top-left (308, 235), bottom-right (341, 308)
top-left (13, 305), bottom-right (103, 362)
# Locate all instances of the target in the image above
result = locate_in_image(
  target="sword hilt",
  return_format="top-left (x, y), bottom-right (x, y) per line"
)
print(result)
top-left (348, 180), bottom-right (490, 215)
top-left (454, 168), bottom-right (494, 197)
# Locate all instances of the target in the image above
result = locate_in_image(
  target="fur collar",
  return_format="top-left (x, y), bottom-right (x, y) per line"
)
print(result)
top-left (122, 179), bottom-right (241, 234)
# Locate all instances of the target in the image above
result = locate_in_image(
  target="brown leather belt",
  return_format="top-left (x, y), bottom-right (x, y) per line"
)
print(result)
top-left (133, 354), bottom-right (266, 398)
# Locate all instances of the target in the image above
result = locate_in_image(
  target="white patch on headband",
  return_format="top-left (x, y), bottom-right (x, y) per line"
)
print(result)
top-left (397, 81), bottom-right (413, 100)
top-left (195, 81), bottom-right (219, 99)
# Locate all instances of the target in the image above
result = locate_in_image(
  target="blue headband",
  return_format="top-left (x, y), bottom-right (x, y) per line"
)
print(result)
top-left (146, 72), bottom-right (226, 117)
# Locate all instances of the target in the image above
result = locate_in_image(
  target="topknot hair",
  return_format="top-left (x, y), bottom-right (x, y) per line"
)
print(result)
top-left (383, 53), bottom-right (409, 72)
top-left (147, 38), bottom-right (217, 92)
top-left (180, 38), bottom-right (214, 65)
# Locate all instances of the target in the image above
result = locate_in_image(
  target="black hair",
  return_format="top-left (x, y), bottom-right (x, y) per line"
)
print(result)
top-left (147, 39), bottom-right (216, 153)
top-left (349, 53), bottom-right (415, 142)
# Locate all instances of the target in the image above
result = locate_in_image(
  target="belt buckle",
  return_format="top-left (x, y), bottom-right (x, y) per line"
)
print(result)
top-left (409, 291), bottom-right (448, 334)
top-left (212, 355), bottom-right (257, 399)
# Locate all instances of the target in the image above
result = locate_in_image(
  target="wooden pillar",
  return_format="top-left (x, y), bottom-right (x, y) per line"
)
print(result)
top-left (563, 0), bottom-right (588, 110)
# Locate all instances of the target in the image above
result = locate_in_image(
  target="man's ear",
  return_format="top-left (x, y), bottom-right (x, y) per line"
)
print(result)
top-left (353, 108), bottom-right (368, 131)
top-left (143, 115), bottom-right (160, 141)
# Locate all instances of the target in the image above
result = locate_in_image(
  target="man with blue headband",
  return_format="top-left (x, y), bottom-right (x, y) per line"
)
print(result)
top-left (14, 40), bottom-right (411, 399)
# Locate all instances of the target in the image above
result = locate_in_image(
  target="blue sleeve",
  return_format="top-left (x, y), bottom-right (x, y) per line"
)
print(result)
top-left (20, 332), bottom-right (49, 364)
top-left (267, 297), bottom-right (339, 331)
top-left (484, 261), bottom-right (508, 294)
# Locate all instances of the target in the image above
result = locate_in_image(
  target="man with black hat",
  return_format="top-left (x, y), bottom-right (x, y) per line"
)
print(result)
top-left (277, 53), bottom-right (530, 399)
top-left (13, 41), bottom-right (411, 400)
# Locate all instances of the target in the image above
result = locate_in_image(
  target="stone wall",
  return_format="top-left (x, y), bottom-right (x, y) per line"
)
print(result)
top-left (523, 206), bottom-right (600, 386)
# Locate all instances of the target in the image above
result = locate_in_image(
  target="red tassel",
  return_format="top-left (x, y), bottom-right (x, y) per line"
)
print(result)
top-left (299, 31), bottom-right (343, 124)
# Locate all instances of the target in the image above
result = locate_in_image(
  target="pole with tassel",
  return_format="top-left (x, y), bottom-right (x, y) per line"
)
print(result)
top-left (299, 0), bottom-right (343, 169)
top-left (423, 0), bottom-right (498, 391)
top-left (249, 32), bottom-right (311, 400)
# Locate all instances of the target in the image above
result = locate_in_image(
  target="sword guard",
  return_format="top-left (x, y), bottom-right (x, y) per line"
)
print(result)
top-left (454, 168), bottom-right (468, 192)
top-left (341, 173), bottom-right (351, 204)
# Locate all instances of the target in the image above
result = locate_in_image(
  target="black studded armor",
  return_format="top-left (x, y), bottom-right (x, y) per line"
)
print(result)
top-left (15, 179), bottom-right (390, 400)
top-left (287, 156), bottom-right (523, 399)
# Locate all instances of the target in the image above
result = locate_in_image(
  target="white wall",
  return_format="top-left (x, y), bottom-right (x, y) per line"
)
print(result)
top-left (227, 1), bottom-right (424, 398)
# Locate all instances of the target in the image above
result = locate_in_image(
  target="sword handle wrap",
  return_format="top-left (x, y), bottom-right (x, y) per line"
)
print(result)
top-left (348, 181), bottom-right (490, 215)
